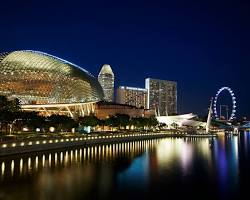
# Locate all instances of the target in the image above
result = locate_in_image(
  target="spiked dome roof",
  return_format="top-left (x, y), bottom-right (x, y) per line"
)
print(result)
top-left (0, 50), bottom-right (104, 104)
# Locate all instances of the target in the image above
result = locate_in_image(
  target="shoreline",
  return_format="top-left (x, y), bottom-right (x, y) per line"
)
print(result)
top-left (0, 132), bottom-right (217, 157)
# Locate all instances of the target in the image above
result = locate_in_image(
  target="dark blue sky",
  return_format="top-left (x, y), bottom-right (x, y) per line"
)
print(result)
top-left (0, 0), bottom-right (249, 118)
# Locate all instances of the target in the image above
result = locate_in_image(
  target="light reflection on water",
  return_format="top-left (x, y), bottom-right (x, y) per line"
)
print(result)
top-left (0, 140), bottom-right (155, 180)
top-left (1, 162), bottom-right (4, 177)
top-left (0, 133), bottom-right (250, 199)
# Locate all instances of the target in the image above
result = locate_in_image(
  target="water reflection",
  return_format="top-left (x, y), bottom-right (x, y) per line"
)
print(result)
top-left (0, 140), bottom-right (156, 181)
top-left (211, 136), bottom-right (239, 198)
top-left (0, 134), bottom-right (250, 199)
top-left (1, 162), bottom-right (4, 178)
top-left (19, 159), bottom-right (23, 175)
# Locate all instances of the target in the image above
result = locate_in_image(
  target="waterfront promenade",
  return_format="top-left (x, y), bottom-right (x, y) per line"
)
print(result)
top-left (0, 132), bottom-right (217, 156)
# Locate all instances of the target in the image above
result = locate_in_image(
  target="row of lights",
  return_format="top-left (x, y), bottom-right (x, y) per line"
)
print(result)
top-left (1, 133), bottom-right (164, 149)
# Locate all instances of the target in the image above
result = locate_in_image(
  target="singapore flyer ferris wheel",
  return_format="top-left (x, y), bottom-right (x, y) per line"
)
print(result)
top-left (213, 87), bottom-right (236, 121)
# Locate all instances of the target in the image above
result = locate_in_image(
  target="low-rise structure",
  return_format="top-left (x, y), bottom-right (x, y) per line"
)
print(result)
top-left (94, 102), bottom-right (155, 119)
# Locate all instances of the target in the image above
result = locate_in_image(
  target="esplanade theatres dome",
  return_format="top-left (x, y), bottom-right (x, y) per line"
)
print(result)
top-left (0, 50), bottom-right (104, 105)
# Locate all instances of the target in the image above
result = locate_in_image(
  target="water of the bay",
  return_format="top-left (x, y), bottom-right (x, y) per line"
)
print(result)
top-left (1, 132), bottom-right (250, 200)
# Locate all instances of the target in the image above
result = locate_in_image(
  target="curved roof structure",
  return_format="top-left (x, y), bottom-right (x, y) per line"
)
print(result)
top-left (0, 50), bottom-right (104, 105)
top-left (157, 113), bottom-right (206, 128)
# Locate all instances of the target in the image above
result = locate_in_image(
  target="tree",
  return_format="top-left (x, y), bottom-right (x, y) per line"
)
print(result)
top-left (0, 110), bottom-right (14, 133)
top-left (0, 95), bottom-right (9, 112)
top-left (171, 122), bottom-right (179, 129)
top-left (78, 115), bottom-right (99, 127)
top-left (147, 116), bottom-right (158, 128)
top-left (48, 114), bottom-right (77, 132)
top-left (129, 117), bottom-right (138, 130)
top-left (115, 114), bottom-right (130, 129)
top-left (98, 119), bottom-right (106, 131)
top-left (130, 117), bottom-right (147, 130)
top-left (105, 115), bottom-right (119, 128)
top-left (9, 98), bottom-right (21, 112)
top-left (0, 96), bottom-right (21, 112)
top-left (23, 112), bottom-right (46, 132)
top-left (159, 123), bottom-right (167, 130)
top-left (0, 96), bottom-right (22, 134)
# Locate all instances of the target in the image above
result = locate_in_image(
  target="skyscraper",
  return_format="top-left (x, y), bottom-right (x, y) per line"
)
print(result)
top-left (145, 78), bottom-right (177, 116)
top-left (116, 86), bottom-right (148, 108)
top-left (98, 64), bottom-right (114, 102)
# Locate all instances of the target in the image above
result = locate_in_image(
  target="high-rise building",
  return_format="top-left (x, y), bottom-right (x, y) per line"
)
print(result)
top-left (98, 64), bottom-right (114, 102)
top-left (116, 86), bottom-right (148, 108)
top-left (145, 78), bottom-right (177, 116)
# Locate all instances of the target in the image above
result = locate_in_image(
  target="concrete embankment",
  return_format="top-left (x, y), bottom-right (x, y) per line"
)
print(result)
top-left (0, 133), bottom-right (217, 156)
top-left (0, 133), bottom-right (166, 156)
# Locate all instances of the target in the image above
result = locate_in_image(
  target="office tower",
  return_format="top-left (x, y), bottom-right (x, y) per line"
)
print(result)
top-left (145, 78), bottom-right (177, 116)
top-left (116, 86), bottom-right (148, 108)
top-left (98, 64), bottom-right (114, 102)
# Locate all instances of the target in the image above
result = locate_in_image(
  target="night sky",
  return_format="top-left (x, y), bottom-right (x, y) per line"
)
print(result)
top-left (0, 0), bottom-right (249, 118)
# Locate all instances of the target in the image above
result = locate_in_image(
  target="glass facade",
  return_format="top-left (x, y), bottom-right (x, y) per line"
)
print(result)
top-left (0, 50), bottom-right (104, 105)
top-left (145, 78), bottom-right (177, 116)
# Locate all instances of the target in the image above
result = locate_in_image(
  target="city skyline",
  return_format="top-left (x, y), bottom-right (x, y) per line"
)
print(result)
top-left (1, 1), bottom-right (250, 200)
top-left (0, 0), bottom-right (248, 118)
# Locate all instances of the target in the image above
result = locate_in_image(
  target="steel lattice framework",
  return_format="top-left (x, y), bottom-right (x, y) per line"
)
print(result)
top-left (213, 87), bottom-right (236, 120)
